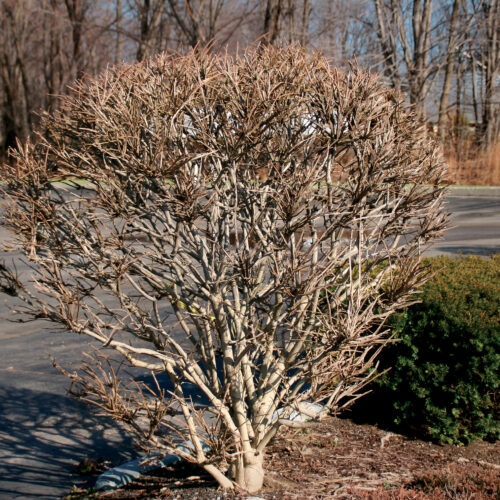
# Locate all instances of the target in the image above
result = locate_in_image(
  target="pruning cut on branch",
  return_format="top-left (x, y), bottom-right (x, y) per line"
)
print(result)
top-left (0, 45), bottom-right (447, 493)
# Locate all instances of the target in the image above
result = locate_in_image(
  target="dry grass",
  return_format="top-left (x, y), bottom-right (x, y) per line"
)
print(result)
top-left (444, 141), bottom-right (500, 186)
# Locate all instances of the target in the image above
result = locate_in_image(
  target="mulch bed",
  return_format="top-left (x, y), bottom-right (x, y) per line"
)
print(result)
top-left (262, 417), bottom-right (499, 499)
top-left (67, 417), bottom-right (499, 499)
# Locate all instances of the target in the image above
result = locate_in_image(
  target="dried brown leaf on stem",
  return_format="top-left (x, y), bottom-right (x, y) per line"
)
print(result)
top-left (0, 45), bottom-right (447, 493)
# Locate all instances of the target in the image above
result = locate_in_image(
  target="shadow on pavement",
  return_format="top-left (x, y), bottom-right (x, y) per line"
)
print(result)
top-left (0, 385), bottom-right (136, 499)
top-left (431, 245), bottom-right (500, 257)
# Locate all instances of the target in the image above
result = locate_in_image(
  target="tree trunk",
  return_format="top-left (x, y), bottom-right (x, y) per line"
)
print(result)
top-left (263, 0), bottom-right (282, 45)
top-left (300, 0), bottom-right (310, 45)
top-left (64, 0), bottom-right (88, 80)
top-left (0, 0), bottom-right (31, 152)
top-left (115, 0), bottom-right (123, 64)
top-left (233, 451), bottom-right (264, 493)
top-left (471, 47), bottom-right (479, 127)
top-left (410, 0), bottom-right (433, 116)
top-left (438, 0), bottom-right (461, 140)
top-left (373, 0), bottom-right (401, 92)
top-left (482, 0), bottom-right (499, 147)
top-left (136, 0), bottom-right (164, 61)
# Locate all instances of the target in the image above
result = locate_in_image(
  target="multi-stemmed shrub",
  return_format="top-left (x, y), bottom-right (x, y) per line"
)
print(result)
top-left (0, 46), bottom-right (446, 492)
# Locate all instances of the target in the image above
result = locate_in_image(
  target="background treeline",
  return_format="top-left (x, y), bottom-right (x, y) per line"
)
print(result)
top-left (1, 0), bottom-right (498, 183)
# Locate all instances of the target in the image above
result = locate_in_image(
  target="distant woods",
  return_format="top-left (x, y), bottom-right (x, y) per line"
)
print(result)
top-left (0, 0), bottom-right (498, 177)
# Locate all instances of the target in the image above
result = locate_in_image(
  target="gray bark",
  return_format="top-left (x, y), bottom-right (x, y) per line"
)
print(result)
top-left (438, 0), bottom-right (462, 139)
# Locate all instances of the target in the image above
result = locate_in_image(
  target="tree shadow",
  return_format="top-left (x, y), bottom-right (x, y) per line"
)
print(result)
top-left (431, 245), bottom-right (500, 256)
top-left (0, 385), bottom-right (136, 498)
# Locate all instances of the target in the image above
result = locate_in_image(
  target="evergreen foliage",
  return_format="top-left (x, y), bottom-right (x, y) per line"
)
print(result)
top-left (357, 255), bottom-right (500, 445)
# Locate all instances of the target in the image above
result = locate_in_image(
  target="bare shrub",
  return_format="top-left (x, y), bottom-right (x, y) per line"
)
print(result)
top-left (0, 46), bottom-right (447, 493)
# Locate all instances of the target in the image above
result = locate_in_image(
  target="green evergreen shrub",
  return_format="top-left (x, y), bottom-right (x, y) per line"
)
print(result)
top-left (354, 254), bottom-right (500, 445)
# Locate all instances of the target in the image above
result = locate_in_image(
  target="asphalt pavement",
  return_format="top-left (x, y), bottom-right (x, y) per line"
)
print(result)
top-left (0, 192), bottom-right (499, 499)
top-left (426, 195), bottom-right (500, 257)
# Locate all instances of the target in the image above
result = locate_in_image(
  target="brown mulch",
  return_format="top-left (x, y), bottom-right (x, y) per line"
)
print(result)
top-left (263, 417), bottom-right (499, 499)
top-left (67, 417), bottom-right (499, 499)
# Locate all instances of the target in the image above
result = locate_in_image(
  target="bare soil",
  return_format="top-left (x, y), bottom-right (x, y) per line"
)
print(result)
top-left (67, 417), bottom-right (499, 499)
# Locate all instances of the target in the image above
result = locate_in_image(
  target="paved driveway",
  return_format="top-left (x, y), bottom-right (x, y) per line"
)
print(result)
top-left (426, 196), bottom-right (500, 257)
top-left (0, 312), bottom-right (136, 498)
top-left (0, 194), bottom-right (499, 499)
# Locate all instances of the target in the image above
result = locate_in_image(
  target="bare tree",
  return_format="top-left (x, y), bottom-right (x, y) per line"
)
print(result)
top-left (281, 0), bottom-right (311, 44)
top-left (0, 46), bottom-right (446, 493)
top-left (372, 0), bottom-right (403, 92)
top-left (115, 0), bottom-right (125, 64)
top-left (41, 1), bottom-right (73, 112)
top-left (437, 0), bottom-right (462, 139)
top-left (0, 0), bottom-right (33, 154)
top-left (130, 0), bottom-right (166, 60)
top-left (125, 0), bottom-right (253, 55)
top-left (371, 0), bottom-right (444, 116)
top-left (408, 0), bottom-right (434, 111)
top-left (478, 0), bottom-right (499, 146)
top-left (167, 0), bottom-right (215, 47)
top-left (262, 0), bottom-right (282, 44)
top-left (63, 0), bottom-right (92, 79)
top-left (313, 0), bottom-right (378, 67)
top-left (260, 0), bottom-right (311, 45)
top-left (0, 0), bottom-right (116, 156)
